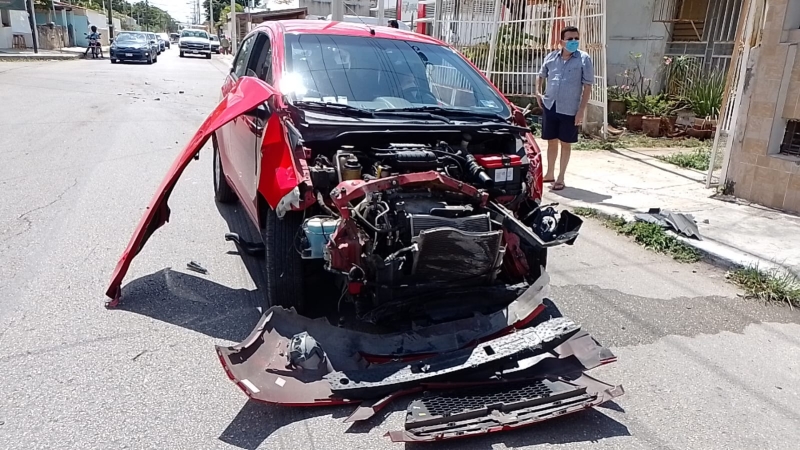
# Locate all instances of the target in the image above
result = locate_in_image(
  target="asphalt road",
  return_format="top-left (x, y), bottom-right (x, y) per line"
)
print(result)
top-left (1, 51), bottom-right (800, 450)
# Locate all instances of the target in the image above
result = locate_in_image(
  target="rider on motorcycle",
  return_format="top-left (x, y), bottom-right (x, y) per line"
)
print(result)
top-left (85, 26), bottom-right (100, 57)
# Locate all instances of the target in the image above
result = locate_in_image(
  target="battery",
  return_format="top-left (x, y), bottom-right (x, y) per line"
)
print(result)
top-left (474, 154), bottom-right (528, 195)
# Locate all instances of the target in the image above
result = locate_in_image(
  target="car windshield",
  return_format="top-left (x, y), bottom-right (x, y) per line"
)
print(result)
top-left (282, 34), bottom-right (510, 117)
top-left (181, 30), bottom-right (208, 39)
top-left (116, 33), bottom-right (147, 43)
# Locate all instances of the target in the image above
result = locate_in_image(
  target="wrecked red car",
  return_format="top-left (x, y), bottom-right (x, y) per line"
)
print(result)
top-left (107, 20), bottom-right (622, 442)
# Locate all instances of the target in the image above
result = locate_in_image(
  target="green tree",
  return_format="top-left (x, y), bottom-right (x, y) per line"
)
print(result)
top-left (203, 0), bottom-right (258, 25)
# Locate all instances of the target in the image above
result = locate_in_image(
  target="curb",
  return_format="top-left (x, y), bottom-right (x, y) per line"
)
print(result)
top-left (562, 204), bottom-right (796, 277)
top-left (0, 54), bottom-right (79, 61)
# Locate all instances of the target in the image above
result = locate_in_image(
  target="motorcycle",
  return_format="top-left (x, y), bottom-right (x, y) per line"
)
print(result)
top-left (84, 33), bottom-right (104, 59)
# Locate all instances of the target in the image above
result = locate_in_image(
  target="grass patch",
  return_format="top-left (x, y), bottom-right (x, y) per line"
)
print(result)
top-left (573, 207), bottom-right (701, 263)
top-left (727, 266), bottom-right (800, 308)
top-left (574, 133), bottom-right (710, 151)
top-left (656, 148), bottom-right (711, 171)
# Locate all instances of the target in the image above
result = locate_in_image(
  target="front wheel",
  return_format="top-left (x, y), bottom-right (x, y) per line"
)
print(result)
top-left (263, 209), bottom-right (306, 313)
top-left (146, 54), bottom-right (153, 65)
top-left (212, 133), bottom-right (237, 204)
top-left (205, 53), bottom-right (212, 59)
top-left (179, 51), bottom-right (184, 57)
top-left (110, 58), bottom-right (117, 64)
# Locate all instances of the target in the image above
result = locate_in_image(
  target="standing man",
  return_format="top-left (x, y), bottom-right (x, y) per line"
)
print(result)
top-left (536, 26), bottom-right (594, 191)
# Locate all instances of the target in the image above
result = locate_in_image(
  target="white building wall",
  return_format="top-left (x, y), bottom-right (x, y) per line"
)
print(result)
top-left (606, 0), bottom-right (669, 87)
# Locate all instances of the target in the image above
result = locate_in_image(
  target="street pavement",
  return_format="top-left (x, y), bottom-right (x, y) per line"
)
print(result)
top-left (1, 52), bottom-right (800, 450)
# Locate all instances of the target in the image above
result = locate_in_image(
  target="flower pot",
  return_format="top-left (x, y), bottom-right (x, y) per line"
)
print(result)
top-left (686, 127), bottom-right (713, 139)
top-left (693, 117), bottom-right (713, 130)
top-left (642, 116), bottom-right (662, 137)
top-left (626, 113), bottom-right (644, 131)
top-left (608, 99), bottom-right (627, 116)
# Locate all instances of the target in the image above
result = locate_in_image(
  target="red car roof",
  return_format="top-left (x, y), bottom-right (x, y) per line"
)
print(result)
top-left (262, 19), bottom-right (447, 46)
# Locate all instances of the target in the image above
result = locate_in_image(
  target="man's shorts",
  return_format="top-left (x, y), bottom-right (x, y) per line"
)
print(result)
top-left (541, 103), bottom-right (579, 144)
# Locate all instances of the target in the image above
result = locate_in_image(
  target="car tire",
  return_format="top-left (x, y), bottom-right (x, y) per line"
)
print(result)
top-left (147, 55), bottom-right (153, 65)
top-left (179, 51), bottom-right (184, 57)
top-left (110, 58), bottom-right (116, 64)
top-left (212, 133), bottom-right (237, 204)
top-left (263, 208), bottom-right (306, 313)
top-left (206, 53), bottom-right (212, 59)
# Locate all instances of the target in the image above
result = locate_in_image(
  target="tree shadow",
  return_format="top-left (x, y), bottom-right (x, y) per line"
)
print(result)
top-left (548, 186), bottom-right (612, 204)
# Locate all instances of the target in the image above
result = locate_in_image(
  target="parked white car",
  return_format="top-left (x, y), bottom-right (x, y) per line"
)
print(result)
top-left (179, 29), bottom-right (212, 59)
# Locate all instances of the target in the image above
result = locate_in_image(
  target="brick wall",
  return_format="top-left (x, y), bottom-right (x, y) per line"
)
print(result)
top-left (727, 0), bottom-right (800, 213)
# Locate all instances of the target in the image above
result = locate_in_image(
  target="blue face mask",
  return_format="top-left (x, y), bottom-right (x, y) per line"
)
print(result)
top-left (565, 40), bottom-right (580, 52)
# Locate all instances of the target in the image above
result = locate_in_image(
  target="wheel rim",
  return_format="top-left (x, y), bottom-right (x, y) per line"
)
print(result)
top-left (214, 148), bottom-right (221, 192)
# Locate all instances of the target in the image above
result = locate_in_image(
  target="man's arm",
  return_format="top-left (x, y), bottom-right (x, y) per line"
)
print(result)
top-left (535, 60), bottom-right (548, 107)
top-left (576, 55), bottom-right (595, 125)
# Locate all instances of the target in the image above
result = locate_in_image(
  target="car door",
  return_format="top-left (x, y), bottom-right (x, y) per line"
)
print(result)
top-left (237, 31), bottom-right (276, 213)
top-left (218, 33), bottom-right (259, 219)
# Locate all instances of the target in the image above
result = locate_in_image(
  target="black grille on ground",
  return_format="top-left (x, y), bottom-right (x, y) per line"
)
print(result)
top-left (420, 380), bottom-right (554, 417)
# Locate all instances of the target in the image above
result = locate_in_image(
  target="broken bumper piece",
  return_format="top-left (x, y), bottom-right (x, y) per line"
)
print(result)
top-left (389, 374), bottom-right (624, 442)
top-left (216, 301), bottom-right (623, 442)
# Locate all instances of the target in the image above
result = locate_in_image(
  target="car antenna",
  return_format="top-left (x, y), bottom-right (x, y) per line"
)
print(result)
top-left (345, 4), bottom-right (376, 35)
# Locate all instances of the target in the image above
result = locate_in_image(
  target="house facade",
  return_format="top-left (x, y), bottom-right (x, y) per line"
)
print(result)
top-left (722, 0), bottom-right (800, 213)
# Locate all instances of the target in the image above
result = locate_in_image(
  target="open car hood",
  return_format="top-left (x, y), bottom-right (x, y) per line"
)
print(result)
top-left (105, 77), bottom-right (281, 306)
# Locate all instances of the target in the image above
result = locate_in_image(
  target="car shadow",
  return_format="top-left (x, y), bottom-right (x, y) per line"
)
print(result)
top-left (219, 400), bottom-right (350, 450)
top-left (116, 268), bottom-right (262, 343)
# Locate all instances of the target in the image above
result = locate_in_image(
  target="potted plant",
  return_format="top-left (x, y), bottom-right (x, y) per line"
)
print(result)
top-left (685, 70), bottom-right (725, 139)
top-left (619, 53), bottom-right (652, 132)
top-left (639, 94), bottom-right (676, 138)
top-left (607, 85), bottom-right (630, 116)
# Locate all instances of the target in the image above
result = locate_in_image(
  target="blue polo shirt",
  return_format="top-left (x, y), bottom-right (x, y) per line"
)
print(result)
top-left (538, 49), bottom-right (594, 117)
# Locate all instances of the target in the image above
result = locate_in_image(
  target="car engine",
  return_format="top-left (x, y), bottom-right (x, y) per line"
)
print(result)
top-left (291, 131), bottom-right (581, 326)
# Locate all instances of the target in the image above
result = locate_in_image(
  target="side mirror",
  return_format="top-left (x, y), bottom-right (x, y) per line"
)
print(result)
top-left (150, 40), bottom-right (156, 44)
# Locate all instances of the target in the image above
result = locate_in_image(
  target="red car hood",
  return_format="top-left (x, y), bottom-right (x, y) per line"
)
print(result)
top-left (105, 77), bottom-right (277, 306)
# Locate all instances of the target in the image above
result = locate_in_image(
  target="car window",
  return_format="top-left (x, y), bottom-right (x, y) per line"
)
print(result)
top-left (249, 32), bottom-right (274, 84)
top-left (282, 34), bottom-right (510, 115)
top-left (181, 30), bottom-right (209, 39)
top-left (233, 35), bottom-right (257, 78)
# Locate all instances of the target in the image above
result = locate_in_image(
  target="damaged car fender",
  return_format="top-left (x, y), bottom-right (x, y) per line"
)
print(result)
top-left (105, 76), bottom-right (298, 306)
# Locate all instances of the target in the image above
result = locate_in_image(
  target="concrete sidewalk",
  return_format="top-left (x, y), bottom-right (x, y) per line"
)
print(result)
top-left (539, 141), bottom-right (800, 277)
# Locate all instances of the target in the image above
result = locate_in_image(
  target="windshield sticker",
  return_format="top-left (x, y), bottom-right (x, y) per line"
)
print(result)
top-left (321, 96), bottom-right (349, 105)
top-left (480, 100), bottom-right (497, 108)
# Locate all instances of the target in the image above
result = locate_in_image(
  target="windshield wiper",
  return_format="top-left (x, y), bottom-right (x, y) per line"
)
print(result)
top-left (292, 101), bottom-right (451, 123)
top-left (291, 101), bottom-right (375, 118)
top-left (376, 106), bottom-right (509, 122)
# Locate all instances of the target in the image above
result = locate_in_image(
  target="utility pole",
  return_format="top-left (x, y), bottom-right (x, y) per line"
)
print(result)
top-left (230, 0), bottom-right (236, 51)
top-left (26, 0), bottom-right (39, 53)
top-left (210, 0), bottom-right (214, 35)
top-left (377, 0), bottom-right (384, 26)
top-left (107, 0), bottom-right (115, 39)
top-left (331, 0), bottom-right (344, 22)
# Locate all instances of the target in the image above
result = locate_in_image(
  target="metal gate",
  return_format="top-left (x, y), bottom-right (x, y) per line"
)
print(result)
top-left (418, 0), bottom-right (606, 134)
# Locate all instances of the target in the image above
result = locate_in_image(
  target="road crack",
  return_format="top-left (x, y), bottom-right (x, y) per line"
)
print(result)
top-left (7, 178), bottom-right (78, 241)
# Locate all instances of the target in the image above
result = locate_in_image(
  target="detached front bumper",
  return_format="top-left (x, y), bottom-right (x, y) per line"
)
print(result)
top-left (216, 288), bottom-right (623, 442)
